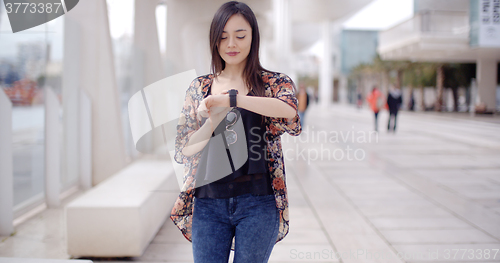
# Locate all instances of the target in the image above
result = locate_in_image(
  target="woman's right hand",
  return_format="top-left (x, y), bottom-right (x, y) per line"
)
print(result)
top-left (197, 95), bottom-right (230, 128)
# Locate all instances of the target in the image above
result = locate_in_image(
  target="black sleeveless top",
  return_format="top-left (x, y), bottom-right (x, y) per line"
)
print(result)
top-left (194, 93), bottom-right (273, 198)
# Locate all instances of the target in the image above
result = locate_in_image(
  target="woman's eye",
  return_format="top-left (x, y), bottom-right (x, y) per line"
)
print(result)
top-left (221, 37), bottom-right (227, 40)
top-left (237, 36), bottom-right (245, 39)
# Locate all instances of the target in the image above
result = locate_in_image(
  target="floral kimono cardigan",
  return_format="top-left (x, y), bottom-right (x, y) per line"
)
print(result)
top-left (170, 71), bottom-right (302, 243)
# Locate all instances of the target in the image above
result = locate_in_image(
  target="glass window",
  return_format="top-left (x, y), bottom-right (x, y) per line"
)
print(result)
top-left (0, 4), bottom-right (65, 211)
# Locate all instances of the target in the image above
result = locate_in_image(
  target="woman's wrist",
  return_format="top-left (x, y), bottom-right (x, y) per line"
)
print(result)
top-left (234, 95), bottom-right (296, 118)
top-left (236, 94), bottom-right (246, 109)
top-left (211, 94), bottom-right (231, 108)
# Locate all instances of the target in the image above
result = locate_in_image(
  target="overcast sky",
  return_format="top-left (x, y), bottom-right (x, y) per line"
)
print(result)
top-left (343, 0), bottom-right (414, 30)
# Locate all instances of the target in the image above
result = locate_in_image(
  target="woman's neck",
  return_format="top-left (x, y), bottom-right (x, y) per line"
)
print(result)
top-left (219, 61), bottom-right (246, 80)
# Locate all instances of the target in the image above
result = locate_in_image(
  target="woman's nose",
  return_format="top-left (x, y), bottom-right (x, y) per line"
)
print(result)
top-left (227, 37), bottom-right (236, 48)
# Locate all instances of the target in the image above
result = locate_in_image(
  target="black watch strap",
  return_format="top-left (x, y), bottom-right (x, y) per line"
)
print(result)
top-left (229, 89), bottom-right (238, 107)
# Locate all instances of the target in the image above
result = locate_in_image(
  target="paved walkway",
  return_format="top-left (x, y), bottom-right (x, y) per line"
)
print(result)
top-left (1, 104), bottom-right (500, 262)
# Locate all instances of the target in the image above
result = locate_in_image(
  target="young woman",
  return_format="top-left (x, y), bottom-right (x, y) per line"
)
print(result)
top-left (170, 1), bottom-right (301, 262)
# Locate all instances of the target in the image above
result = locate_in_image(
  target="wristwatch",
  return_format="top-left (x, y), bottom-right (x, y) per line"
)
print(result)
top-left (229, 89), bottom-right (238, 107)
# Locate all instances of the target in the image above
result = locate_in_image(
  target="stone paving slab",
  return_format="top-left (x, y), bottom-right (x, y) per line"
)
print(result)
top-left (381, 229), bottom-right (498, 244)
top-left (0, 258), bottom-right (92, 263)
top-left (368, 217), bottom-right (473, 230)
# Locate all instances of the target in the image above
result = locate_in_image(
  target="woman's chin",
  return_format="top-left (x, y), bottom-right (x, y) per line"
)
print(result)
top-left (223, 58), bottom-right (246, 67)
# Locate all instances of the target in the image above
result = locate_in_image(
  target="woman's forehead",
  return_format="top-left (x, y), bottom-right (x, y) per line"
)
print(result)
top-left (223, 14), bottom-right (251, 32)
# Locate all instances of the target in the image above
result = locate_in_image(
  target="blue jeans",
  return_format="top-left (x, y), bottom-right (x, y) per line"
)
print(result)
top-left (192, 193), bottom-right (279, 263)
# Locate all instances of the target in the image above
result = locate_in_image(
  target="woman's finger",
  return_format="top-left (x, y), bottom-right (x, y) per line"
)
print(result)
top-left (197, 98), bottom-right (210, 121)
top-left (198, 105), bottom-right (209, 116)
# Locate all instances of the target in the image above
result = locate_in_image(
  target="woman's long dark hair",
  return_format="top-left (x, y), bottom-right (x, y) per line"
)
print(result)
top-left (209, 1), bottom-right (267, 97)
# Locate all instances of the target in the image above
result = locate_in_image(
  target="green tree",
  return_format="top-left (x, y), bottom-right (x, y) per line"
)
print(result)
top-left (403, 62), bottom-right (438, 110)
top-left (403, 62), bottom-right (437, 110)
top-left (442, 63), bottom-right (476, 111)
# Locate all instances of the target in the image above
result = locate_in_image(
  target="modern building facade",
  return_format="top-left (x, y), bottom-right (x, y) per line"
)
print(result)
top-left (378, 0), bottom-right (500, 112)
top-left (340, 29), bottom-right (379, 103)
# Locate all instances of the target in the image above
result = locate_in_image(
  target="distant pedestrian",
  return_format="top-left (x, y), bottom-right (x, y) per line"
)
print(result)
top-left (408, 91), bottom-right (415, 111)
top-left (387, 86), bottom-right (403, 132)
top-left (356, 89), bottom-right (363, 109)
top-left (366, 86), bottom-right (384, 131)
top-left (297, 83), bottom-right (309, 126)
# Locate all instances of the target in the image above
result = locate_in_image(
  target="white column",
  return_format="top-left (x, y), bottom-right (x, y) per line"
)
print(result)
top-left (165, 0), bottom-right (185, 75)
top-left (319, 20), bottom-right (333, 108)
top-left (476, 59), bottom-right (498, 111)
top-left (45, 87), bottom-right (61, 208)
top-left (62, 18), bottom-right (80, 189)
top-left (64, 0), bottom-right (127, 186)
top-left (165, 0), bottom-right (224, 76)
top-left (0, 90), bottom-right (13, 236)
top-left (134, 0), bottom-right (165, 87)
top-left (339, 75), bottom-right (348, 104)
top-left (0, 0), bottom-right (3, 24)
top-left (133, 0), bottom-right (167, 154)
top-left (331, 23), bottom-right (347, 104)
top-left (469, 78), bottom-right (478, 113)
top-left (79, 89), bottom-right (92, 190)
top-left (273, 0), bottom-right (292, 75)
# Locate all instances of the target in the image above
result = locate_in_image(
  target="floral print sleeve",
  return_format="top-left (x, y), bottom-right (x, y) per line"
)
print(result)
top-left (265, 73), bottom-right (301, 136)
top-left (170, 76), bottom-right (209, 242)
top-left (174, 79), bottom-right (201, 165)
top-left (262, 71), bottom-right (302, 242)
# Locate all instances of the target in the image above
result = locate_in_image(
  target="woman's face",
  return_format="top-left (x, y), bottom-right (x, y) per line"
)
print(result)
top-left (218, 14), bottom-right (252, 68)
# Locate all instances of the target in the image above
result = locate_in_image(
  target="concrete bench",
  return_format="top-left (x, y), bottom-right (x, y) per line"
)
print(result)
top-left (65, 157), bottom-right (177, 257)
top-left (0, 258), bottom-right (92, 263)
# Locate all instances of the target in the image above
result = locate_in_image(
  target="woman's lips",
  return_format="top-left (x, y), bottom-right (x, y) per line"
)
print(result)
top-left (226, 52), bottom-right (239, 56)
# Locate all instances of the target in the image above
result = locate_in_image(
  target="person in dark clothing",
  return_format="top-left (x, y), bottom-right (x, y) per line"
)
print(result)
top-left (387, 87), bottom-right (403, 132)
top-left (408, 92), bottom-right (415, 111)
top-left (356, 89), bottom-right (363, 109)
top-left (297, 83), bottom-right (309, 127)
